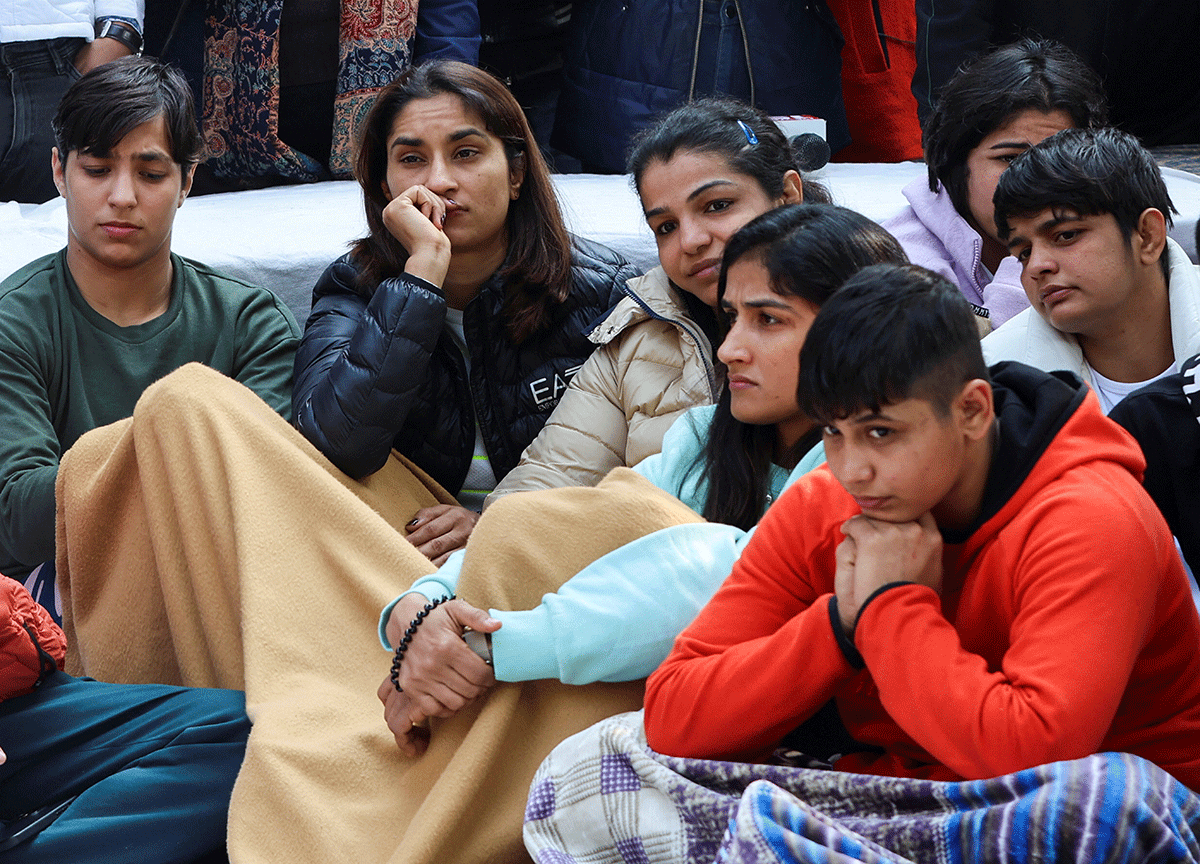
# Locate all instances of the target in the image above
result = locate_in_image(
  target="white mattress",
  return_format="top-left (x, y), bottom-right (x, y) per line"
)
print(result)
top-left (4, 163), bottom-right (1198, 325)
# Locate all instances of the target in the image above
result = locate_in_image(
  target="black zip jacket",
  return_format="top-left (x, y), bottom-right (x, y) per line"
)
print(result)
top-left (292, 237), bottom-right (637, 495)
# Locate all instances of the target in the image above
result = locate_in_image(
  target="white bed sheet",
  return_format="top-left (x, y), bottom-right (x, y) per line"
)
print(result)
top-left (3, 163), bottom-right (1198, 325)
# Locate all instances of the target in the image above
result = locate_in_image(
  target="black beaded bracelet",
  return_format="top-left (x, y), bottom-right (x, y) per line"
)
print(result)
top-left (390, 594), bottom-right (454, 693)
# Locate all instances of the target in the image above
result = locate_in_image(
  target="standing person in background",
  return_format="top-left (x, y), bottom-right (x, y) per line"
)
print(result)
top-left (826, 0), bottom-right (923, 163)
top-left (0, 0), bottom-right (144, 203)
top-left (883, 38), bottom-right (1108, 330)
top-left (551, 0), bottom-right (852, 173)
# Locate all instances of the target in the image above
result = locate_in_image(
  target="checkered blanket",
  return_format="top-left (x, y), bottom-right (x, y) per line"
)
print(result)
top-left (525, 711), bottom-right (1200, 864)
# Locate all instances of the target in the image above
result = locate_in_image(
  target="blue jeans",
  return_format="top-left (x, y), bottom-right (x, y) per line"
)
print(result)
top-left (0, 38), bottom-right (83, 203)
top-left (0, 671), bottom-right (249, 862)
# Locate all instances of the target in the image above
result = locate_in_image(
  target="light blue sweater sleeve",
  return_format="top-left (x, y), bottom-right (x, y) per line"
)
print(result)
top-left (491, 522), bottom-right (748, 682)
top-left (378, 549), bottom-right (465, 650)
top-left (632, 404), bottom-right (716, 511)
top-left (378, 412), bottom-right (828, 679)
top-left (490, 434), bottom-right (827, 683)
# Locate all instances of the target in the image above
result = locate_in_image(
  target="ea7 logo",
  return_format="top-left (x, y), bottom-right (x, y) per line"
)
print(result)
top-left (529, 364), bottom-right (583, 407)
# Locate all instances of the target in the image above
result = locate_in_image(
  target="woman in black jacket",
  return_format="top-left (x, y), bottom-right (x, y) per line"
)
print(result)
top-left (292, 61), bottom-right (636, 565)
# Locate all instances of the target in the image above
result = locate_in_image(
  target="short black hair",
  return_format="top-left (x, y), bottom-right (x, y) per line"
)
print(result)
top-left (628, 97), bottom-right (830, 205)
top-left (923, 38), bottom-right (1107, 223)
top-left (994, 127), bottom-right (1177, 248)
top-left (53, 56), bottom-right (203, 167)
top-left (797, 264), bottom-right (989, 424)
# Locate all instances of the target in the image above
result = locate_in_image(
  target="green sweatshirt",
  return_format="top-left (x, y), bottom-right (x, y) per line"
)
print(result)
top-left (0, 250), bottom-right (300, 577)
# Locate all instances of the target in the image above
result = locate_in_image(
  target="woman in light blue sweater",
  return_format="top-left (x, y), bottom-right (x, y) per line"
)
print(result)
top-left (380, 204), bottom-right (908, 738)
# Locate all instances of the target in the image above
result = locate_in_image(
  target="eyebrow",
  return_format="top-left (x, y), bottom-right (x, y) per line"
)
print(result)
top-left (721, 296), bottom-right (794, 311)
top-left (987, 140), bottom-right (1034, 152)
top-left (1006, 212), bottom-right (1080, 249)
top-left (390, 127), bottom-right (488, 150)
top-left (848, 411), bottom-right (898, 425)
top-left (80, 149), bottom-right (171, 164)
top-left (644, 179), bottom-right (735, 219)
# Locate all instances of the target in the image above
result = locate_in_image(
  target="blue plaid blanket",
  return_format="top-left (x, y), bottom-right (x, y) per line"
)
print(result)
top-left (525, 711), bottom-right (1200, 864)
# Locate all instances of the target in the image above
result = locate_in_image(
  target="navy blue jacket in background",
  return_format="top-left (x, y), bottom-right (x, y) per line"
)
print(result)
top-left (551, 0), bottom-right (851, 173)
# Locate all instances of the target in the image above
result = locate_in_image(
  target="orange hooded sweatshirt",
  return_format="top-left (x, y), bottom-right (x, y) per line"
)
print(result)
top-left (645, 364), bottom-right (1200, 790)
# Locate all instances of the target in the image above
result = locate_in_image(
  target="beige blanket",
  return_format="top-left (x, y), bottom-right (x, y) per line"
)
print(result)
top-left (56, 363), bottom-right (701, 863)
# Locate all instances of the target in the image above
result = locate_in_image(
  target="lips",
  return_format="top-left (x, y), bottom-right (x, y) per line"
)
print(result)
top-left (726, 374), bottom-right (755, 390)
top-left (688, 258), bottom-right (720, 279)
top-left (101, 222), bottom-right (140, 239)
top-left (853, 495), bottom-right (891, 511)
top-left (1038, 284), bottom-right (1074, 307)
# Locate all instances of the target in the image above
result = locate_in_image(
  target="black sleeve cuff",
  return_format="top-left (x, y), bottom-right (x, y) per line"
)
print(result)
top-left (828, 596), bottom-right (865, 670)
top-left (829, 582), bottom-right (919, 671)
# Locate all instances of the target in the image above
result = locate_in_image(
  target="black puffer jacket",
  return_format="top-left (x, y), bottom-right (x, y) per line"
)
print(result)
top-left (292, 237), bottom-right (637, 494)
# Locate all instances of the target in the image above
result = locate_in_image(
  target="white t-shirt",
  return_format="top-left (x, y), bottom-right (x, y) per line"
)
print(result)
top-left (443, 308), bottom-right (499, 512)
top-left (1087, 362), bottom-right (1178, 415)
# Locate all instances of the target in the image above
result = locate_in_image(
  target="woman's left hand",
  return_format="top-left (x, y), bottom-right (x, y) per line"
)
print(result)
top-left (376, 677), bottom-right (431, 757)
top-left (405, 505), bottom-right (480, 566)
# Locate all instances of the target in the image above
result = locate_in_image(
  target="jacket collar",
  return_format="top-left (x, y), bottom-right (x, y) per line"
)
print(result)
top-left (589, 266), bottom-right (689, 345)
top-left (987, 238), bottom-right (1200, 383)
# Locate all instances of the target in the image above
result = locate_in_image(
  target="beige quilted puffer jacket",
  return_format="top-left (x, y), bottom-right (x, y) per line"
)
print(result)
top-left (485, 267), bottom-right (722, 506)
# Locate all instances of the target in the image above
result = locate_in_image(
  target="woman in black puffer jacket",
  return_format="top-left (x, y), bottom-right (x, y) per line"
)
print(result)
top-left (292, 60), bottom-right (636, 565)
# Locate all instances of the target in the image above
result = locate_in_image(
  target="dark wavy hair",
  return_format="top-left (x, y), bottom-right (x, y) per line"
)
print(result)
top-left (627, 97), bottom-right (830, 206)
top-left (691, 204), bottom-right (908, 530)
top-left (53, 56), bottom-right (203, 168)
top-left (351, 60), bottom-right (572, 343)
top-left (923, 38), bottom-right (1108, 225)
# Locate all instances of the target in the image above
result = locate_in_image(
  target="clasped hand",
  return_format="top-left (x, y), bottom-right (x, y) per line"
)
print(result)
top-left (377, 594), bottom-right (500, 757)
top-left (834, 511), bottom-right (943, 634)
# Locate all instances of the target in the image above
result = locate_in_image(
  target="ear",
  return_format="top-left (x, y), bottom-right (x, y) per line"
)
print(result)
top-left (509, 151), bottom-right (527, 201)
top-left (954, 378), bottom-right (995, 442)
top-left (178, 163), bottom-right (196, 207)
top-left (51, 147), bottom-right (68, 199)
top-left (381, 180), bottom-right (392, 202)
top-left (778, 169), bottom-right (803, 205)
top-left (1133, 207), bottom-right (1168, 267)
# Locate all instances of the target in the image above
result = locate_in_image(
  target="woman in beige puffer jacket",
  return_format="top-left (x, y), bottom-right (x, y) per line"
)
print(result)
top-left (487, 97), bottom-right (827, 504)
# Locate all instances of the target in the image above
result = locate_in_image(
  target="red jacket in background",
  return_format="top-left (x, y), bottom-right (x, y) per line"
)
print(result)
top-left (828, 0), bottom-right (924, 162)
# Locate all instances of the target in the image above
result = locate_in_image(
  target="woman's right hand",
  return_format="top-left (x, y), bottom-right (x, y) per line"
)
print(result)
top-left (384, 596), bottom-right (500, 721)
top-left (382, 184), bottom-right (453, 286)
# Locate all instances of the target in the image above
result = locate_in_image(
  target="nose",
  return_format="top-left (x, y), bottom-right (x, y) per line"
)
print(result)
top-left (1025, 241), bottom-right (1057, 279)
top-left (830, 442), bottom-right (873, 488)
top-left (424, 153), bottom-right (456, 195)
top-left (678, 214), bottom-right (710, 256)
top-left (107, 166), bottom-right (137, 208)
top-left (717, 318), bottom-right (750, 366)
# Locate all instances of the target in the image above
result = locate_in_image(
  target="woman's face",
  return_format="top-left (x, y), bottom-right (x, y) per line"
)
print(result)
top-left (383, 93), bottom-right (523, 261)
top-left (963, 108), bottom-right (1074, 245)
top-left (639, 151), bottom-right (800, 307)
top-left (717, 255), bottom-right (819, 455)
